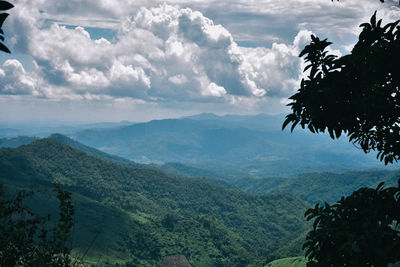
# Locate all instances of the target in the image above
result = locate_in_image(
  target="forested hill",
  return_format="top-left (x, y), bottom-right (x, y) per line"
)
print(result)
top-left (157, 162), bottom-right (400, 205)
top-left (5, 134), bottom-right (398, 206)
top-left (235, 170), bottom-right (400, 204)
top-left (275, 170), bottom-right (400, 204)
top-left (48, 133), bottom-right (147, 169)
top-left (0, 138), bottom-right (310, 266)
top-left (0, 136), bottom-right (38, 148)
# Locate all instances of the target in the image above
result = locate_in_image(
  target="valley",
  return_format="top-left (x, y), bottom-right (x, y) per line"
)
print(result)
top-left (1, 113), bottom-right (398, 266)
top-left (0, 137), bottom-right (309, 266)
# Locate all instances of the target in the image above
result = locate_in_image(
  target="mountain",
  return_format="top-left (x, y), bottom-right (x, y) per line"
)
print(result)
top-left (269, 170), bottom-right (400, 204)
top-left (0, 138), bottom-right (310, 266)
top-left (71, 114), bottom-right (390, 179)
top-left (46, 134), bottom-right (400, 207)
top-left (0, 134), bottom-right (148, 169)
top-left (234, 176), bottom-right (289, 195)
top-left (152, 157), bottom-right (400, 206)
top-left (184, 113), bottom-right (285, 131)
top-left (237, 170), bottom-right (400, 204)
top-left (50, 134), bottom-right (240, 191)
top-left (0, 136), bottom-right (38, 148)
top-left (0, 127), bottom-right (22, 137)
top-left (48, 133), bottom-right (146, 169)
top-left (0, 121), bottom-right (134, 138)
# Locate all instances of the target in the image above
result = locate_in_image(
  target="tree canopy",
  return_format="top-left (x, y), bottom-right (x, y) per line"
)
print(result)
top-left (303, 181), bottom-right (400, 266)
top-left (283, 12), bottom-right (400, 165)
top-left (0, 184), bottom-right (74, 266)
top-left (283, 5), bottom-right (400, 267)
top-left (0, 1), bottom-right (13, 53)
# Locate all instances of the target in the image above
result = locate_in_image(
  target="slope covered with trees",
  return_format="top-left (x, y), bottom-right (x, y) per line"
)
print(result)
top-left (0, 138), bottom-right (310, 266)
top-left (235, 170), bottom-right (400, 204)
top-left (0, 136), bottom-right (38, 148)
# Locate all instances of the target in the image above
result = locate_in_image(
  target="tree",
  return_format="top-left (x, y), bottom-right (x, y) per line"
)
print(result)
top-left (303, 182), bottom-right (400, 266)
top-left (0, 2), bottom-right (77, 265)
top-left (283, 12), bottom-right (400, 165)
top-left (0, 1), bottom-right (13, 53)
top-left (283, 4), bottom-right (400, 267)
top-left (0, 183), bottom-right (75, 266)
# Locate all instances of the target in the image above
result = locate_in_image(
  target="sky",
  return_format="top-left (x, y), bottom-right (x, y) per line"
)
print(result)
top-left (0, 0), bottom-right (399, 123)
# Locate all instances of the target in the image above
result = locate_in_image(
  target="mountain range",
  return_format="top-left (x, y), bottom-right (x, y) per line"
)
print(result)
top-left (1, 114), bottom-right (399, 266)
top-left (70, 113), bottom-right (391, 178)
top-left (0, 137), bottom-right (310, 266)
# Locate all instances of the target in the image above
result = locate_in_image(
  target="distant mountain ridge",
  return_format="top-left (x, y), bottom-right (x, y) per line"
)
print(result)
top-left (9, 134), bottom-right (397, 206)
top-left (0, 136), bottom-right (38, 148)
top-left (48, 133), bottom-right (147, 169)
top-left (184, 113), bottom-right (286, 131)
top-left (0, 121), bottom-right (134, 138)
top-left (234, 170), bottom-right (400, 204)
top-left (72, 113), bottom-right (390, 178)
top-left (50, 134), bottom-right (400, 206)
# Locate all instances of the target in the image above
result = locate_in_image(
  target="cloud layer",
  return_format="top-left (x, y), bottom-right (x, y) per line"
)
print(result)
top-left (0, 0), bottom-right (398, 121)
top-left (3, 3), bottom-right (314, 104)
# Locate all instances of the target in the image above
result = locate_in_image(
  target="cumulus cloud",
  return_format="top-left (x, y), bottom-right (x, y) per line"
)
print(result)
top-left (198, 0), bottom-right (400, 46)
top-left (3, 3), bottom-right (310, 104)
top-left (0, 60), bottom-right (41, 96)
top-left (21, 0), bottom-right (397, 41)
top-left (203, 82), bottom-right (226, 97)
top-left (1, 0), bottom-right (396, 121)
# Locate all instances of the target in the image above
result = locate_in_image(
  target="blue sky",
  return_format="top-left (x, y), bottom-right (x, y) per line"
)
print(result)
top-left (0, 0), bottom-right (399, 122)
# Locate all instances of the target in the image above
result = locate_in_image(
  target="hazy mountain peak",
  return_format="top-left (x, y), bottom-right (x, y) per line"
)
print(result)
top-left (183, 113), bottom-right (221, 120)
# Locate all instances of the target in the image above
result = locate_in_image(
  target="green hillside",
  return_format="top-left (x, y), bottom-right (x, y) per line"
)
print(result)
top-left (50, 133), bottom-right (400, 207)
top-left (0, 139), bottom-right (310, 266)
top-left (239, 170), bottom-right (400, 204)
top-left (48, 133), bottom-right (147, 169)
top-left (0, 136), bottom-right (38, 148)
top-left (266, 257), bottom-right (307, 267)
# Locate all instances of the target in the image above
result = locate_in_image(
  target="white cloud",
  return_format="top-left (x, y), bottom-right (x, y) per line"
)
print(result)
top-left (203, 82), bottom-right (226, 97)
top-left (4, 3), bottom-right (309, 104)
top-left (0, 60), bottom-right (41, 96)
top-left (169, 74), bottom-right (188, 85)
top-left (1, 0), bottom-right (397, 121)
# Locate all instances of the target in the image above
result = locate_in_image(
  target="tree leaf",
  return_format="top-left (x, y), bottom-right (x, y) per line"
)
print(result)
top-left (0, 41), bottom-right (10, 53)
top-left (0, 1), bottom-right (13, 11)
top-left (371, 11), bottom-right (377, 27)
top-left (376, 181), bottom-right (385, 191)
top-left (0, 13), bottom-right (8, 28)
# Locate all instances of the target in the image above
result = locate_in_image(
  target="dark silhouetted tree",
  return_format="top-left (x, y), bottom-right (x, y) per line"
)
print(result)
top-left (0, 1), bottom-right (13, 53)
top-left (283, 12), bottom-right (400, 165)
top-left (283, 4), bottom-right (400, 267)
top-left (303, 182), bottom-right (400, 266)
top-left (0, 183), bottom-right (75, 266)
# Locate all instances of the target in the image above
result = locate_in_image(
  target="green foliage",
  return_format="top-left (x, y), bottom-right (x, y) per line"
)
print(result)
top-left (243, 170), bottom-right (400, 204)
top-left (0, 138), bottom-right (311, 265)
top-left (303, 181), bottom-right (400, 266)
top-left (0, 183), bottom-right (74, 266)
top-left (265, 256), bottom-right (307, 267)
top-left (283, 12), bottom-right (400, 165)
top-left (283, 3), bottom-right (400, 266)
top-left (0, 1), bottom-right (13, 53)
top-left (48, 134), bottom-right (145, 169)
